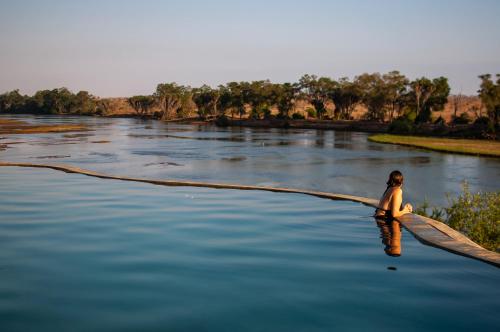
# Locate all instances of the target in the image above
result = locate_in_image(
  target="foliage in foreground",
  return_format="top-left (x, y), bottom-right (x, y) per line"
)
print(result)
top-left (416, 184), bottom-right (500, 252)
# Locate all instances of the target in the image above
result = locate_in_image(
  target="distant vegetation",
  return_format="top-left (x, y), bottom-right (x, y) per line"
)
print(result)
top-left (1, 72), bottom-right (499, 137)
top-left (0, 88), bottom-right (110, 116)
top-left (416, 184), bottom-right (500, 252)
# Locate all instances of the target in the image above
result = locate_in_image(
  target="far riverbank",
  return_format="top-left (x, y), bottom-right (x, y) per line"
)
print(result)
top-left (368, 134), bottom-right (500, 157)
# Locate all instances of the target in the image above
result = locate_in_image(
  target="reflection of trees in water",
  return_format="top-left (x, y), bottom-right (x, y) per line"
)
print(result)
top-left (376, 219), bottom-right (402, 257)
top-left (315, 130), bottom-right (325, 147)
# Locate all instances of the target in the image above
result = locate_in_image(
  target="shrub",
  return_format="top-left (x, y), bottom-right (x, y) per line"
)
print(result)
top-left (305, 107), bottom-right (316, 118)
top-left (262, 108), bottom-right (272, 120)
top-left (416, 184), bottom-right (500, 252)
top-left (414, 198), bottom-right (445, 222)
top-left (433, 116), bottom-right (445, 125)
top-left (276, 112), bottom-right (288, 120)
top-left (444, 184), bottom-right (499, 252)
top-left (388, 117), bottom-right (415, 134)
top-left (249, 109), bottom-right (260, 120)
top-left (431, 122), bottom-right (449, 136)
top-left (291, 112), bottom-right (305, 120)
top-left (460, 116), bottom-right (498, 139)
top-left (404, 110), bottom-right (417, 122)
top-left (452, 112), bottom-right (472, 125)
top-left (473, 116), bottom-right (495, 133)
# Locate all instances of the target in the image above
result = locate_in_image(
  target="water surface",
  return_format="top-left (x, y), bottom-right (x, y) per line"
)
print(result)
top-left (0, 167), bottom-right (499, 331)
top-left (1, 114), bottom-right (499, 207)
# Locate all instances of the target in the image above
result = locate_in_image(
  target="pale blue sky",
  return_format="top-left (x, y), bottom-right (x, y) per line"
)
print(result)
top-left (1, 0), bottom-right (499, 96)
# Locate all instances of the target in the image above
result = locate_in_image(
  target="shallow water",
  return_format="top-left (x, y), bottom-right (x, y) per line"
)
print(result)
top-left (0, 167), bottom-right (499, 331)
top-left (1, 114), bottom-right (499, 207)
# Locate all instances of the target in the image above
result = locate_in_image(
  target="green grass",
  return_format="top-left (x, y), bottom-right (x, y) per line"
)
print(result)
top-left (368, 134), bottom-right (500, 157)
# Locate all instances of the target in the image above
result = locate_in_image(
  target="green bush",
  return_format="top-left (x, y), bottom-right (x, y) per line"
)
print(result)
top-left (414, 198), bottom-right (445, 222)
top-left (416, 184), bottom-right (500, 252)
top-left (388, 117), bottom-right (415, 134)
top-left (249, 109), bottom-right (260, 120)
top-left (452, 112), bottom-right (472, 124)
top-left (459, 116), bottom-right (498, 139)
top-left (433, 115), bottom-right (445, 125)
top-left (305, 107), bottom-right (316, 118)
top-left (291, 112), bottom-right (305, 120)
top-left (444, 184), bottom-right (499, 252)
top-left (473, 116), bottom-right (495, 133)
top-left (262, 108), bottom-right (272, 119)
top-left (404, 110), bottom-right (417, 122)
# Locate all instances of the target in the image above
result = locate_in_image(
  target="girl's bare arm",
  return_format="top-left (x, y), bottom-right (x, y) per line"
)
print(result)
top-left (391, 188), bottom-right (412, 218)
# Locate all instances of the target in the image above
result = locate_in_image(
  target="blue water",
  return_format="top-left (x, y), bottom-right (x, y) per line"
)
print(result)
top-left (0, 167), bottom-right (498, 331)
top-left (1, 114), bottom-right (499, 207)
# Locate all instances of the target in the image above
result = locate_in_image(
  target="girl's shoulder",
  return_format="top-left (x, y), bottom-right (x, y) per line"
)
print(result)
top-left (387, 186), bottom-right (402, 196)
top-left (391, 187), bottom-right (403, 196)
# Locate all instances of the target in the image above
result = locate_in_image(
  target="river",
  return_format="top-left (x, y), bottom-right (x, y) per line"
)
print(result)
top-left (1, 114), bottom-right (499, 207)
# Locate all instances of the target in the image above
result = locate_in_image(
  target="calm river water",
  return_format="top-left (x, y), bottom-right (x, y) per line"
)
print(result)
top-left (1, 115), bottom-right (499, 331)
top-left (1, 115), bottom-right (499, 207)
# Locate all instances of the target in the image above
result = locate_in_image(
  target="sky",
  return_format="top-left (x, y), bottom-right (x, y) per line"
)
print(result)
top-left (0, 0), bottom-right (499, 96)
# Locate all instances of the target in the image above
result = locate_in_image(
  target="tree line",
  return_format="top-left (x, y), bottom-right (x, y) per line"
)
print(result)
top-left (0, 88), bottom-right (111, 116)
top-left (127, 72), bottom-right (452, 124)
top-left (1, 72), bottom-right (499, 127)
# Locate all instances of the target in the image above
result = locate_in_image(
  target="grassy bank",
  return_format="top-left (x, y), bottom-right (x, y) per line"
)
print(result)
top-left (368, 134), bottom-right (500, 157)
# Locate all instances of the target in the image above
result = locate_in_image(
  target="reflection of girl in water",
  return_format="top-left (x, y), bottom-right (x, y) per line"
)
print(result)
top-left (374, 170), bottom-right (412, 257)
top-left (376, 219), bottom-right (402, 256)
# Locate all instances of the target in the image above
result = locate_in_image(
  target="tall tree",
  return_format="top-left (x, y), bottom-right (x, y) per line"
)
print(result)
top-left (154, 83), bottom-right (190, 120)
top-left (216, 85), bottom-right (232, 117)
top-left (328, 77), bottom-right (361, 120)
top-left (96, 99), bottom-right (113, 116)
top-left (245, 80), bottom-right (275, 119)
top-left (0, 90), bottom-right (27, 113)
top-left (355, 73), bottom-right (390, 121)
top-left (70, 91), bottom-right (98, 115)
top-left (382, 71), bottom-right (409, 121)
top-left (192, 85), bottom-right (220, 119)
top-left (478, 74), bottom-right (500, 125)
top-left (177, 92), bottom-right (197, 118)
top-left (274, 83), bottom-right (298, 119)
top-left (30, 88), bottom-right (74, 114)
top-left (225, 82), bottom-right (247, 119)
top-left (409, 77), bottom-right (450, 123)
top-left (410, 78), bottom-right (433, 120)
top-left (128, 95), bottom-right (154, 116)
top-left (299, 75), bottom-right (335, 119)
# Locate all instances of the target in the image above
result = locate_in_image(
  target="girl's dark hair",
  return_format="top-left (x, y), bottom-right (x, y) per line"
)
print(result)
top-left (386, 170), bottom-right (403, 187)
